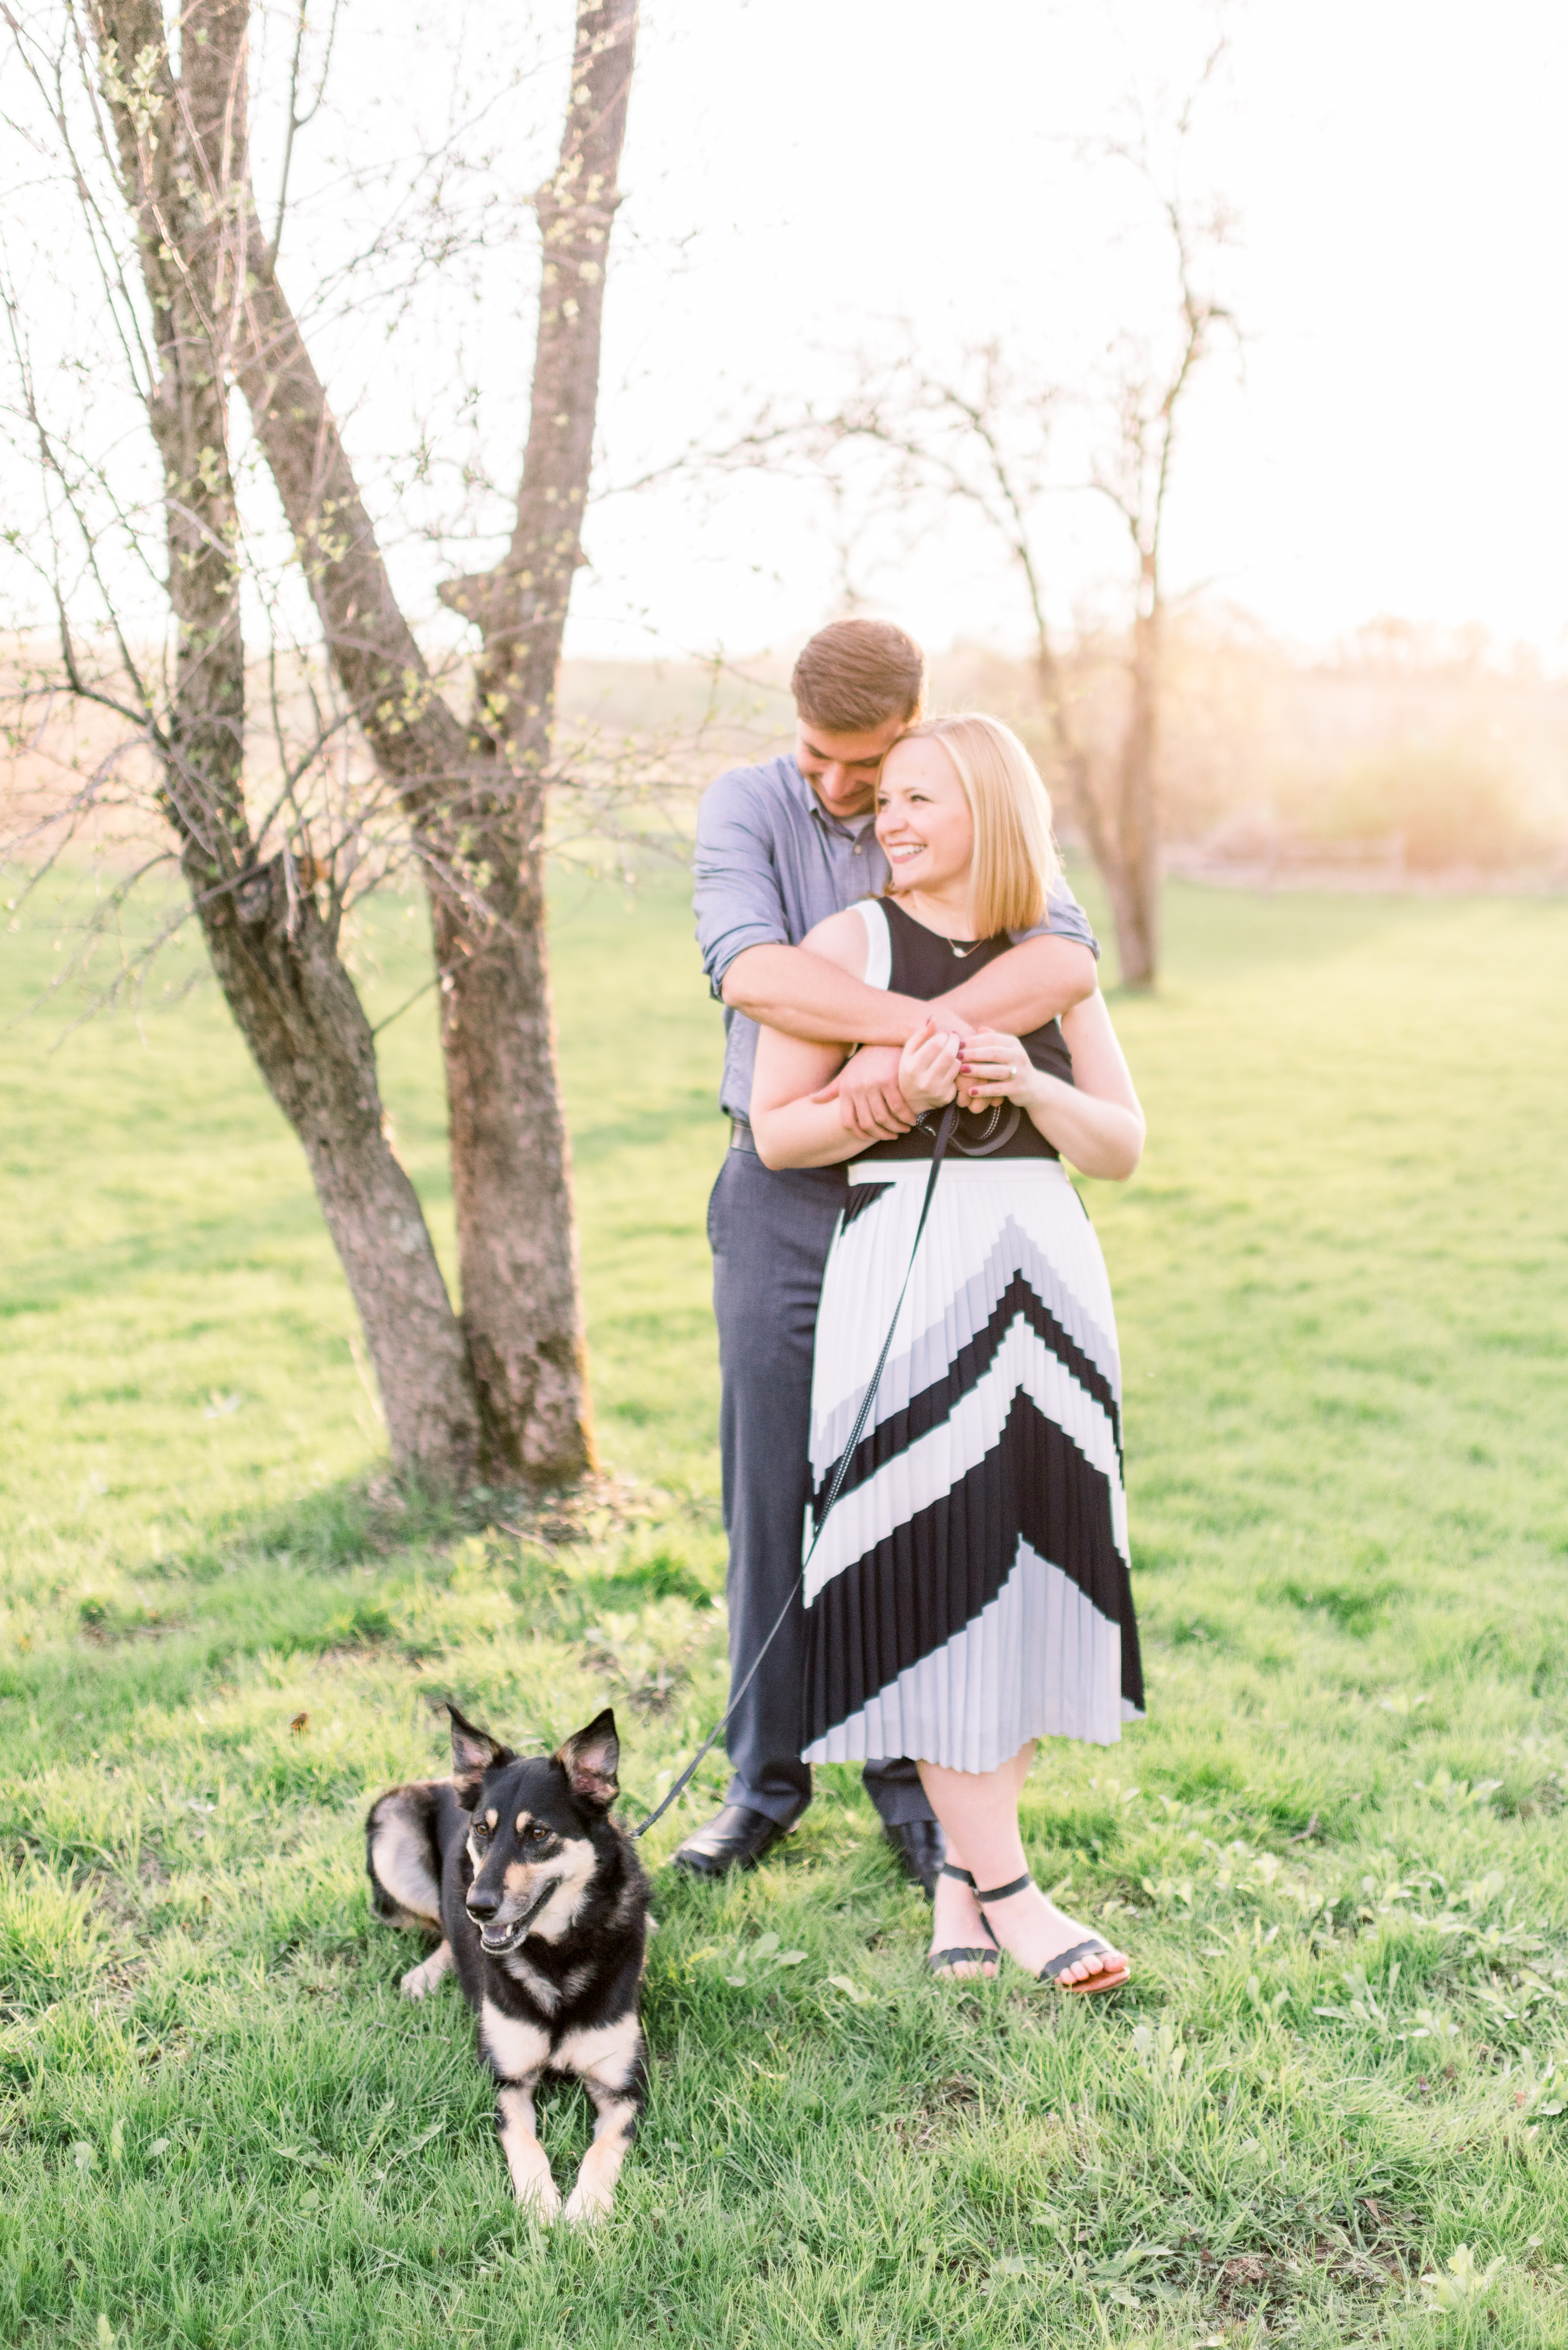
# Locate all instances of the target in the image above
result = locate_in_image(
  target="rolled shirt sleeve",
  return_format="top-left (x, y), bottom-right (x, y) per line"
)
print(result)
top-left (694, 769), bottom-right (792, 1001)
top-left (1010, 880), bottom-right (1100, 957)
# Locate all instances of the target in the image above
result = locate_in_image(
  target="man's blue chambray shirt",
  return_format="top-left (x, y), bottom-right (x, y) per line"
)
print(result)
top-left (694, 754), bottom-right (1100, 1120)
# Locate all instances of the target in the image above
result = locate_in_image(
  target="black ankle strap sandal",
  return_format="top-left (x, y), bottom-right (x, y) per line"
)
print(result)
top-left (928, 1863), bottom-right (1000, 1978)
top-left (974, 1872), bottom-right (1130, 1994)
top-left (974, 1872), bottom-right (1033, 1903)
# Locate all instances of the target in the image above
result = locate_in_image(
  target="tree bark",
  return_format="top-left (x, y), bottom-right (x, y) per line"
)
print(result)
top-left (231, 0), bottom-right (638, 1489)
top-left (89, 0), bottom-right (482, 1488)
top-left (431, 0), bottom-right (638, 1487)
top-left (196, 869), bottom-right (484, 1479)
top-left (234, 282), bottom-right (473, 807)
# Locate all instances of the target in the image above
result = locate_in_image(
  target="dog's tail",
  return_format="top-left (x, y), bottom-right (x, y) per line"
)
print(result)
top-left (366, 1782), bottom-right (445, 1931)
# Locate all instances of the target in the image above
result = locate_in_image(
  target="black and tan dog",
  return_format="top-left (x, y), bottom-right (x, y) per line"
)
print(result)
top-left (366, 1703), bottom-right (649, 2223)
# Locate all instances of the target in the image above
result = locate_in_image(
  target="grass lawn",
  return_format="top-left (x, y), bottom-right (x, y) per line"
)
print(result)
top-left (3, 868), bottom-right (1568, 2348)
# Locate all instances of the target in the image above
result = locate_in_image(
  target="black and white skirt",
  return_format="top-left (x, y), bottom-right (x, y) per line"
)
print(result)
top-left (801, 1159), bottom-right (1143, 1773)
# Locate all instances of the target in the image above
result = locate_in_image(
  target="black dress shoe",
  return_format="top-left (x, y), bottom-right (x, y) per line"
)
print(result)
top-left (884, 1818), bottom-right (946, 1899)
top-left (669, 1804), bottom-right (792, 1879)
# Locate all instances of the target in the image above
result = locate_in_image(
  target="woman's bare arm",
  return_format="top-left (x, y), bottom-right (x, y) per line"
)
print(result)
top-left (750, 1026), bottom-right (858, 1167)
top-left (755, 1018), bottom-right (962, 1168)
top-left (749, 908), bottom-right (965, 1168)
top-left (749, 911), bottom-right (868, 1168)
top-left (958, 993), bottom-right (1145, 1180)
top-left (727, 932), bottom-right (1098, 1144)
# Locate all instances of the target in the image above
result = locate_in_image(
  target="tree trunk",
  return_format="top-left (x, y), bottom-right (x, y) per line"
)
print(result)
top-left (1031, 636), bottom-right (1143, 988)
top-left (430, 0), bottom-right (638, 1487)
top-left (195, 866), bottom-right (483, 1480)
top-left (1111, 601), bottom-right (1161, 989)
top-left (1032, 610), bottom-right (1160, 989)
top-left (90, 0), bottom-right (481, 1489)
top-left (232, 0), bottom-right (637, 1489)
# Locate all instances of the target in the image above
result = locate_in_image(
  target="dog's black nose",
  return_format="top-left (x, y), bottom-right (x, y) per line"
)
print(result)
top-left (466, 1885), bottom-right (500, 1921)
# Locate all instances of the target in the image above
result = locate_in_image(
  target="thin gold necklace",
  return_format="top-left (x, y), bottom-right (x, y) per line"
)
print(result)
top-left (897, 894), bottom-right (981, 956)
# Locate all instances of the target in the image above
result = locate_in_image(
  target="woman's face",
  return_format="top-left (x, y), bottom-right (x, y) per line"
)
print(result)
top-left (875, 737), bottom-right (973, 896)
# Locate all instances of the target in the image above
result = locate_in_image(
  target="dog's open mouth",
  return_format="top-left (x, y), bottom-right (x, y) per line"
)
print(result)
top-left (473, 1877), bottom-right (557, 1955)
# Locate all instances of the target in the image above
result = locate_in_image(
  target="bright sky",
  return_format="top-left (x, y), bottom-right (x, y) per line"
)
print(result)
top-left (4, 0), bottom-right (1565, 670)
top-left (564, 0), bottom-right (1568, 663)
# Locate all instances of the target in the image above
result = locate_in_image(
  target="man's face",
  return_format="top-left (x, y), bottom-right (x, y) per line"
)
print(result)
top-left (794, 712), bottom-right (911, 821)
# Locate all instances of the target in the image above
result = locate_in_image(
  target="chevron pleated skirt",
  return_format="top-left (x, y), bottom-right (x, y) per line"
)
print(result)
top-left (800, 1158), bottom-right (1144, 1774)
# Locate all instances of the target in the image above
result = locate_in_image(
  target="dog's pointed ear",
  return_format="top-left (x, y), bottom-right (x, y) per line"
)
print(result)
top-left (554, 1708), bottom-right (620, 1812)
top-left (447, 1703), bottom-right (513, 1809)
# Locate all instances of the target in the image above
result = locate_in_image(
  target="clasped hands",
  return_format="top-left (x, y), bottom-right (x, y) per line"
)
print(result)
top-left (812, 1019), bottom-right (1037, 1141)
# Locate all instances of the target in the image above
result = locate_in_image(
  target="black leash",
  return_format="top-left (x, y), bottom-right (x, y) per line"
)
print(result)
top-left (632, 1108), bottom-right (956, 1841)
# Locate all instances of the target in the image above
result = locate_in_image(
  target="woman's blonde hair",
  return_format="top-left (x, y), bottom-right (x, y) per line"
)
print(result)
top-left (886, 713), bottom-right (1061, 937)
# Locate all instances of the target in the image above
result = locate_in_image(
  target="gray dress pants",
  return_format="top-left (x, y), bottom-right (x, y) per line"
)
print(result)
top-left (708, 1138), bottom-right (934, 1829)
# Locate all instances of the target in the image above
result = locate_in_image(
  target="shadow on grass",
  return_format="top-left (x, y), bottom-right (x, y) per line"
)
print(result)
top-left (0, 1468), bottom-right (729, 1756)
top-left (0, 1475), bottom-right (479, 1740)
top-left (167, 1469), bottom-right (473, 1577)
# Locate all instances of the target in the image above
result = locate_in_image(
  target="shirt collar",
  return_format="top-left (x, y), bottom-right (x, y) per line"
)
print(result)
top-left (785, 755), bottom-right (867, 842)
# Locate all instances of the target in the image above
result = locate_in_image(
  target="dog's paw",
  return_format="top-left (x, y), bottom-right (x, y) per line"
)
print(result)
top-left (519, 2181), bottom-right (563, 2225)
top-left (562, 2180), bottom-right (614, 2228)
top-left (400, 1955), bottom-right (448, 2000)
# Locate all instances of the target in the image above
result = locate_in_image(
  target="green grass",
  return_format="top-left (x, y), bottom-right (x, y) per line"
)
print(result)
top-left (3, 869), bottom-right (1568, 2348)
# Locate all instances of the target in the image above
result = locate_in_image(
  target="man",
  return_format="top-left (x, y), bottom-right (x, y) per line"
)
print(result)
top-left (678, 619), bottom-right (1099, 1890)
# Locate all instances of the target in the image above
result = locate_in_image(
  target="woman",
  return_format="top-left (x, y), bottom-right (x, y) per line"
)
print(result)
top-left (749, 715), bottom-right (1145, 1994)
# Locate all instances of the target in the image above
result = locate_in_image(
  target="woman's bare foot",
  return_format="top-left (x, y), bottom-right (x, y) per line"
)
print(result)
top-left (978, 1881), bottom-right (1128, 1991)
top-left (928, 1869), bottom-right (998, 1980)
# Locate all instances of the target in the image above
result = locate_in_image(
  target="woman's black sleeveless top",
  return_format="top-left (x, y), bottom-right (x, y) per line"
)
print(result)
top-left (858, 897), bottom-right (1074, 1163)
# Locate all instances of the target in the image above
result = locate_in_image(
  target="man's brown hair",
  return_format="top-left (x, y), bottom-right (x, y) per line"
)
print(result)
top-left (790, 618), bottom-right (926, 734)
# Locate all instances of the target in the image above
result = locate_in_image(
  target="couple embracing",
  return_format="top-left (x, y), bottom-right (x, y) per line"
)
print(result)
top-left (680, 620), bottom-right (1145, 1996)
